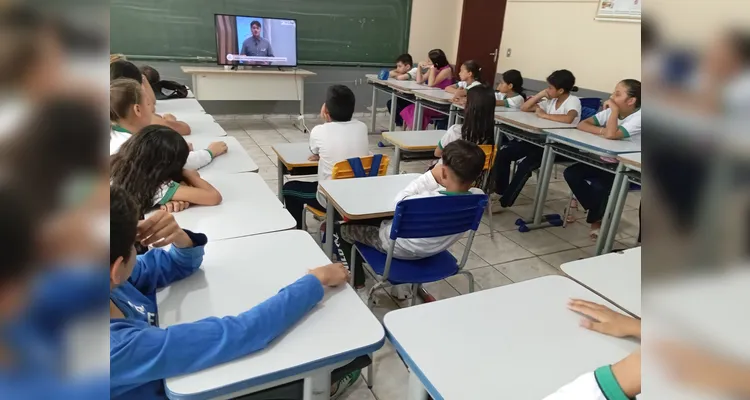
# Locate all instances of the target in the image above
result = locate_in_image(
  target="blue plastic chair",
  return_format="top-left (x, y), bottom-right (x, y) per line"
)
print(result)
top-left (580, 97), bottom-right (603, 121)
top-left (351, 194), bottom-right (488, 308)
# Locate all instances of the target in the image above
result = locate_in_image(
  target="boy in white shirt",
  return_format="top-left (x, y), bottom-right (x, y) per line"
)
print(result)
top-left (388, 54), bottom-right (416, 127)
top-left (491, 69), bottom-right (583, 211)
top-left (335, 140), bottom-right (486, 288)
top-left (282, 84), bottom-right (369, 229)
top-left (565, 79), bottom-right (641, 238)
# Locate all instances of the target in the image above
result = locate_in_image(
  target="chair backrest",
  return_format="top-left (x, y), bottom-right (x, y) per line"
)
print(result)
top-left (580, 97), bottom-right (603, 121)
top-left (478, 144), bottom-right (498, 171)
top-left (389, 194), bottom-right (488, 240)
top-left (332, 155), bottom-right (390, 180)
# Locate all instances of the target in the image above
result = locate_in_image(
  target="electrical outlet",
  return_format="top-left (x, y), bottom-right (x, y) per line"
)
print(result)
top-left (506, 48), bottom-right (512, 58)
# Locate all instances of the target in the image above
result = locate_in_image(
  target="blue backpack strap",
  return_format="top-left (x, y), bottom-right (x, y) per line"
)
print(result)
top-left (347, 157), bottom-right (367, 178)
top-left (368, 154), bottom-right (383, 177)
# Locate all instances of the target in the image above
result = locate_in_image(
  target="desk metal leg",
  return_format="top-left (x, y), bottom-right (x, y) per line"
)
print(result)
top-left (324, 200), bottom-right (335, 260)
top-left (532, 144), bottom-right (555, 225)
top-left (412, 102), bottom-right (421, 130)
top-left (407, 370), bottom-right (429, 400)
top-left (303, 369), bottom-right (331, 400)
top-left (393, 146), bottom-right (402, 174)
top-left (389, 92), bottom-right (397, 132)
top-left (277, 160), bottom-right (285, 202)
top-left (595, 163), bottom-right (626, 255)
top-left (448, 105), bottom-right (457, 126)
top-left (603, 174), bottom-right (630, 253)
top-left (370, 86), bottom-right (378, 133)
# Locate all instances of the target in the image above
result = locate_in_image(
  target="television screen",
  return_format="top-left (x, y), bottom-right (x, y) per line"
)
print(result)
top-left (215, 14), bottom-right (297, 67)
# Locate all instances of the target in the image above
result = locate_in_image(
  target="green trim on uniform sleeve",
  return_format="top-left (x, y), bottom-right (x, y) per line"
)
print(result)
top-left (206, 149), bottom-right (214, 159)
top-left (618, 126), bottom-right (631, 138)
top-left (592, 116), bottom-right (601, 127)
top-left (594, 365), bottom-right (631, 400)
top-left (158, 182), bottom-right (180, 205)
top-left (437, 141), bottom-right (444, 150)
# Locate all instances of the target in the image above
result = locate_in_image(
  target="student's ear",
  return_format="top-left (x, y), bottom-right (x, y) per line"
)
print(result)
top-left (132, 104), bottom-right (142, 118)
top-left (320, 103), bottom-right (330, 122)
top-left (440, 165), bottom-right (449, 183)
top-left (626, 96), bottom-right (637, 108)
top-left (110, 256), bottom-right (125, 286)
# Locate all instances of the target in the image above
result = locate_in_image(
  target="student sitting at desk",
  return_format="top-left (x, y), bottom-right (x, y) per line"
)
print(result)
top-left (387, 54), bottom-right (417, 128)
top-left (564, 79), bottom-right (641, 238)
top-left (495, 69), bottom-right (526, 109)
top-left (109, 78), bottom-right (228, 170)
top-left (108, 186), bottom-right (355, 400)
top-left (110, 125), bottom-right (223, 217)
top-left (283, 84), bottom-right (369, 229)
top-left (544, 299), bottom-right (641, 400)
top-left (110, 60), bottom-right (191, 136)
top-left (491, 70), bottom-right (582, 211)
top-left (400, 49), bottom-right (455, 130)
top-left (435, 85), bottom-right (496, 187)
top-left (335, 140), bottom-right (485, 294)
top-left (446, 60), bottom-right (483, 105)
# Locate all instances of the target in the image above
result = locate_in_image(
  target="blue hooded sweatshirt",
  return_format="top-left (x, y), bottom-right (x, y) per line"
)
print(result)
top-left (109, 231), bottom-right (325, 399)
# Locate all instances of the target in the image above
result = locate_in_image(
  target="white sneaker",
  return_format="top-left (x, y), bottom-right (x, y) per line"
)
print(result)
top-left (389, 284), bottom-right (413, 300)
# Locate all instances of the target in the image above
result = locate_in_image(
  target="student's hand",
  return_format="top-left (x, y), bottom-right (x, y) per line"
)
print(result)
top-left (160, 201), bottom-right (190, 213)
top-left (163, 113), bottom-right (177, 122)
top-left (309, 263), bottom-right (350, 287)
top-left (536, 89), bottom-right (548, 99)
top-left (308, 154), bottom-right (320, 161)
top-left (568, 299), bottom-right (641, 338)
top-left (603, 99), bottom-right (618, 112)
top-left (535, 107), bottom-right (548, 118)
top-left (207, 141), bottom-right (228, 157)
top-left (136, 210), bottom-right (193, 248)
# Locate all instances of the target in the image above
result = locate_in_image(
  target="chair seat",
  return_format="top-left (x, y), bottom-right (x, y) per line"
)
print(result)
top-left (355, 243), bottom-right (459, 285)
top-left (304, 204), bottom-right (326, 219)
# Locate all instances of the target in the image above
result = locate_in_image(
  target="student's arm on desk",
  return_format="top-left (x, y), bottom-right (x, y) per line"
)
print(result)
top-left (152, 114), bottom-right (192, 136)
top-left (171, 170), bottom-right (222, 206)
top-left (394, 169), bottom-right (441, 204)
top-left (537, 108), bottom-right (578, 124)
top-left (110, 273), bottom-right (326, 387)
top-left (521, 90), bottom-right (547, 112)
top-left (428, 67), bottom-right (452, 88)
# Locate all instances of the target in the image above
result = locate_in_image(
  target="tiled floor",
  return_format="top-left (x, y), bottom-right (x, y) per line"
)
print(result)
top-left (217, 116), bottom-right (641, 400)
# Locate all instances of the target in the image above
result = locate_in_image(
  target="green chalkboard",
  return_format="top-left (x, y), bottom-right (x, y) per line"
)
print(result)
top-left (110, 0), bottom-right (412, 66)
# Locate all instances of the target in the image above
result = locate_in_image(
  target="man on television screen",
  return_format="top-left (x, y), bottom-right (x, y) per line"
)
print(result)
top-left (240, 20), bottom-right (274, 64)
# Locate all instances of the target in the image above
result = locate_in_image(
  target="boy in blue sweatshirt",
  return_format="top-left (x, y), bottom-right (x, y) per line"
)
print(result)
top-left (108, 185), bottom-right (352, 399)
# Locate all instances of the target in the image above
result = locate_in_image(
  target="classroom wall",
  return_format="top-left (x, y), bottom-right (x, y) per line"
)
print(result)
top-left (408, 0), bottom-right (464, 63)
top-left (496, 0), bottom-right (641, 93)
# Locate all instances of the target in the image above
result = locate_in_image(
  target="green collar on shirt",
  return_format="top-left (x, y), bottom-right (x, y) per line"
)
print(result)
top-left (111, 125), bottom-right (131, 134)
top-left (438, 190), bottom-right (472, 196)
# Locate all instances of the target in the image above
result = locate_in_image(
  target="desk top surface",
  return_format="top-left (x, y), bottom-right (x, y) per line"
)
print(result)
top-left (412, 89), bottom-right (454, 104)
top-left (384, 276), bottom-right (638, 400)
top-left (271, 142), bottom-right (318, 168)
top-left (156, 98), bottom-right (206, 115)
top-left (618, 152), bottom-right (642, 170)
top-left (382, 130), bottom-right (445, 150)
top-left (171, 173), bottom-right (294, 241)
top-left (545, 129), bottom-right (642, 156)
top-left (182, 66), bottom-right (316, 76)
top-left (185, 136), bottom-right (258, 174)
top-left (496, 112), bottom-right (577, 133)
top-left (562, 247), bottom-right (642, 316)
top-left (388, 80), bottom-right (443, 92)
top-left (159, 231), bottom-right (385, 399)
top-left (319, 174), bottom-right (420, 219)
top-left (182, 119), bottom-right (228, 137)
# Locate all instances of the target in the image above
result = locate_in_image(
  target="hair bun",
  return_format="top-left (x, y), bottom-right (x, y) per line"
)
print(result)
top-left (571, 86), bottom-right (579, 92)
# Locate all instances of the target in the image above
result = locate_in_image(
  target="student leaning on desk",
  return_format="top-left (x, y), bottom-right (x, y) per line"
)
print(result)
top-left (387, 53), bottom-right (417, 128)
top-left (495, 69), bottom-right (525, 109)
top-left (563, 79), bottom-right (641, 239)
top-left (544, 299), bottom-right (641, 400)
top-left (445, 59), bottom-right (483, 105)
top-left (108, 186), bottom-right (352, 400)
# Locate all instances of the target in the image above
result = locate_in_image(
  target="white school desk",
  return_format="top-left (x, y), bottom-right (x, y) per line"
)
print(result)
top-left (384, 81), bottom-right (444, 132)
top-left (365, 74), bottom-right (396, 133)
top-left (497, 112), bottom-right (577, 133)
top-left (185, 136), bottom-right (259, 174)
top-left (155, 98), bottom-right (206, 115)
top-left (384, 275), bottom-right (639, 400)
top-left (597, 152), bottom-right (643, 255)
top-left (171, 173), bottom-right (294, 242)
top-left (544, 130), bottom-right (641, 254)
top-left (319, 174), bottom-right (420, 259)
top-left (411, 89), bottom-right (454, 131)
top-left (618, 152), bottom-right (641, 172)
top-left (271, 142), bottom-right (318, 201)
top-left (157, 231), bottom-right (385, 400)
top-left (184, 119), bottom-right (228, 137)
top-left (381, 130), bottom-right (445, 174)
top-left (562, 247), bottom-right (642, 317)
top-left (182, 66), bottom-right (316, 132)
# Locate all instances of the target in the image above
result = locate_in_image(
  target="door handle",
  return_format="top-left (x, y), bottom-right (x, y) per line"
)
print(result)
top-left (490, 48), bottom-right (498, 63)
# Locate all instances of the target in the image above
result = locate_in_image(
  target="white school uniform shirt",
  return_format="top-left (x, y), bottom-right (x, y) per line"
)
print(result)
top-left (542, 365), bottom-right (631, 400)
top-left (724, 72), bottom-right (750, 115)
top-left (438, 124), bottom-right (462, 151)
top-left (109, 126), bottom-right (213, 170)
top-left (457, 80), bottom-right (481, 90)
top-left (309, 120), bottom-right (370, 207)
top-left (539, 95), bottom-right (582, 125)
top-left (378, 171), bottom-right (483, 260)
top-left (495, 92), bottom-right (525, 109)
top-left (406, 67), bottom-right (418, 81)
top-left (152, 181), bottom-right (180, 206)
top-left (592, 108), bottom-right (642, 144)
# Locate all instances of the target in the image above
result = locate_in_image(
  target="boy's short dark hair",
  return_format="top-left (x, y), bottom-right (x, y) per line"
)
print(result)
top-left (110, 60), bottom-right (142, 84)
top-left (325, 84), bottom-right (356, 122)
top-left (441, 140), bottom-right (486, 184)
top-left (251, 20), bottom-right (261, 29)
top-left (139, 65), bottom-right (160, 86)
top-left (396, 53), bottom-right (413, 67)
top-left (110, 185), bottom-right (139, 265)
